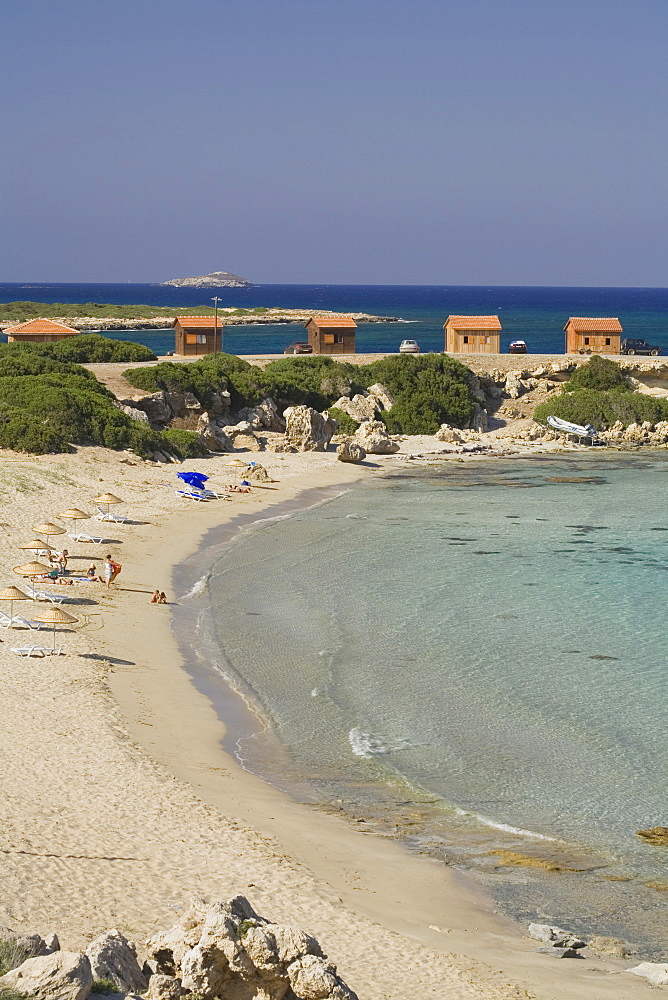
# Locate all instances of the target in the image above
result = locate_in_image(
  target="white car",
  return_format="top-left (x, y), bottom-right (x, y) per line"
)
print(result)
top-left (399, 339), bottom-right (420, 353)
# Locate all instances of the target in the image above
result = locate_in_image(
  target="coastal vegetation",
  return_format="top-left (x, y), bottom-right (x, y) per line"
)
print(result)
top-left (0, 348), bottom-right (173, 457)
top-left (534, 355), bottom-right (668, 428)
top-left (124, 352), bottom-right (481, 432)
top-left (0, 301), bottom-right (268, 323)
top-left (0, 335), bottom-right (155, 364)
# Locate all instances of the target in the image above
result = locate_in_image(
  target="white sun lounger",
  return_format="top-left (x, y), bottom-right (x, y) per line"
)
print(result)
top-left (34, 590), bottom-right (71, 604)
top-left (67, 531), bottom-right (106, 544)
top-left (11, 645), bottom-right (62, 657)
top-left (0, 612), bottom-right (44, 630)
top-left (176, 490), bottom-right (211, 502)
top-left (94, 507), bottom-right (130, 523)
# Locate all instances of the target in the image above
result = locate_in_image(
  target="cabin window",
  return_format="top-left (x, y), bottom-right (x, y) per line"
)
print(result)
top-left (463, 335), bottom-right (469, 344)
top-left (584, 337), bottom-right (590, 345)
top-left (324, 333), bottom-right (345, 344)
top-left (186, 334), bottom-right (197, 345)
top-left (197, 334), bottom-right (207, 344)
top-left (324, 333), bottom-right (335, 344)
top-left (484, 336), bottom-right (490, 344)
top-left (605, 338), bottom-right (611, 345)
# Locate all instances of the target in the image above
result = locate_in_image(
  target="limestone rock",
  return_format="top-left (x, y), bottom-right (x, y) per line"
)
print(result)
top-left (196, 413), bottom-right (233, 453)
top-left (337, 439), bottom-right (367, 463)
top-left (116, 402), bottom-right (150, 423)
top-left (287, 954), bottom-right (356, 999)
top-left (146, 895), bottom-right (356, 1000)
top-left (44, 934), bottom-right (60, 955)
top-left (628, 962), bottom-right (668, 986)
top-left (133, 391), bottom-right (172, 427)
top-left (535, 946), bottom-right (580, 958)
top-left (588, 936), bottom-right (631, 958)
top-left (242, 462), bottom-right (272, 481)
top-left (471, 402), bottom-right (488, 432)
top-left (210, 390), bottom-right (231, 416)
top-left (528, 924), bottom-right (586, 949)
top-left (236, 397), bottom-right (285, 432)
top-left (85, 929), bottom-right (147, 994)
top-left (333, 394), bottom-right (378, 423)
top-left (146, 974), bottom-right (183, 999)
top-left (435, 424), bottom-right (464, 444)
top-left (636, 826), bottom-right (668, 845)
top-left (0, 928), bottom-right (49, 958)
top-left (284, 406), bottom-right (337, 452)
top-left (353, 420), bottom-right (399, 455)
top-left (0, 950), bottom-right (93, 1000)
top-left (504, 374), bottom-right (526, 399)
top-left (366, 383), bottom-right (394, 410)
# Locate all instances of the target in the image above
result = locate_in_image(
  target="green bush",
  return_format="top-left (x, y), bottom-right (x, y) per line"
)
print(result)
top-left (0, 938), bottom-right (31, 975)
top-left (0, 335), bottom-right (155, 364)
top-left (566, 355), bottom-right (629, 392)
top-left (534, 389), bottom-right (668, 429)
top-left (357, 354), bottom-right (479, 433)
top-left (124, 353), bottom-right (255, 409)
top-left (261, 356), bottom-right (364, 411)
top-left (326, 407), bottom-right (360, 434)
top-left (91, 980), bottom-right (120, 994)
top-left (162, 428), bottom-right (210, 458)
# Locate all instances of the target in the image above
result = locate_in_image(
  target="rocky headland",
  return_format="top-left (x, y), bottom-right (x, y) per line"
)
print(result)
top-left (161, 271), bottom-right (253, 288)
top-left (0, 309), bottom-right (400, 332)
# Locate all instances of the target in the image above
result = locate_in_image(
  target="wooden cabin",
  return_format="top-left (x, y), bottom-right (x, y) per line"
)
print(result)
top-left (173, 316), bottom-right (223, 356)
top-left (4, 318), bottom-right (79, 344)
top-left (305, 316), bottom-right (357, 355)
top-left (444, 315), bottom-right (501, 354)
top-left (564, 317), bottom-right (622, 355)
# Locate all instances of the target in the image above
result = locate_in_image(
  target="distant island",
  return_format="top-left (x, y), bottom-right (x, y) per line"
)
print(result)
top-left (161, 270), bottom-right (252, 288)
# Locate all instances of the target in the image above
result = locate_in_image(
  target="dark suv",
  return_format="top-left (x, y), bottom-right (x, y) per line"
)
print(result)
top-left (620, 338), bottom-right (661, 356)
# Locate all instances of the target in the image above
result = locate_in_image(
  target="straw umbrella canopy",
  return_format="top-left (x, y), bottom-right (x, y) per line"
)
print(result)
top-left (58, 508), bottom-right (90, 534)
top-left (19, 539), bottom-right (54, 558)
top-left (225, 459), bottom-right (248, 468)
top-left (13, 561), bottom-right (51, 598)
top-left (93, 493), bottom-right (123, 517)
top-left (0, 586), bottom-right (30, 623)
top-left (32, 522), bottom-right (66, 546)
top-left (29, 606), bottom-right (78, 653)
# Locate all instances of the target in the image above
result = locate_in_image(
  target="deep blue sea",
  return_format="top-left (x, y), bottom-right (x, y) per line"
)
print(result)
top-left (2, 283), bottom-right (668, 355)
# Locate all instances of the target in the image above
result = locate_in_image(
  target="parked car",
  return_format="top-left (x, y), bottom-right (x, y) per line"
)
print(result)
top-left (283, 342), bottom-right (313, 355)
top-left (620, 338), bottom-right (661, 356)
top-left (508, 340), bottom-right (528, 354)
top-left (399, 339), bottom-right (420, 353)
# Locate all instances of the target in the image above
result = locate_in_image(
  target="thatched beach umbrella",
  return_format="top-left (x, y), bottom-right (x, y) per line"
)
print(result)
top-left (93, 493), bottom-right (123, 518)
top-left (14, 561), bottom-right (51, 598)
top-left (29, 606), bottom-right (78, 653)
top-left (225, 459), bottom-right (248, 468)
top-left (32, 522), bottom-right (66, 546)
top-left (19, 539), bottom-right (53, 558)
top-left (0, 586), bottom-right (30, 623)
top-left (58, 508), bottom-right (90, 536)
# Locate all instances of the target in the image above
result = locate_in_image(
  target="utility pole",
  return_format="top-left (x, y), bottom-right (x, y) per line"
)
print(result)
top-left (211, 296), bottom-right (221, 355)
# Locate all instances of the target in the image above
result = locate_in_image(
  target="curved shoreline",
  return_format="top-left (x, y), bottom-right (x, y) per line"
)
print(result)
top-left (101, 451), bottom-right (654, 998)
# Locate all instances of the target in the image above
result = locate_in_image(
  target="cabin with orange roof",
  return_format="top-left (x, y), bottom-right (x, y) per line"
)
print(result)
top-left (564, 317), bottom-right (622, 355)
top-left (443, 315), bottom-right (501, 354)
top-left (173, 315), bottom-right (223, 356)
top-left (4, 318), bottom-right (80, 344)
top-left (305, 315), bottom-right (357, 355)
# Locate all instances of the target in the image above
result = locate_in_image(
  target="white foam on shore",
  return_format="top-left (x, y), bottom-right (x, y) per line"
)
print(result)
top-left (348, 728), bottom-right (413, 759)
top-left (454, 807), bottom-right (558, 841)
top-left (179, 573), bottom-right (209, 601)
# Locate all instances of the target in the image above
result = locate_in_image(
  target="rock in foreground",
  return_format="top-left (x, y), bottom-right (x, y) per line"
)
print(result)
top-left (146, 894), bottom-right (357, 1000)
top-left (0, 950), bottom-right (92, 1000)
top-left (628, 962), bottom-right (668, 986)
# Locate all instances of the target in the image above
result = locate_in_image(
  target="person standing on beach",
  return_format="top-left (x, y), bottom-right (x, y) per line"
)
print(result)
top-left (103, 555), bottom-right (116, 588)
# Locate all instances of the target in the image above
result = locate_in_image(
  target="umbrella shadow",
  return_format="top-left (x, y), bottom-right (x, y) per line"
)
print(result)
top-left (79, 652), bottom-right (136, 665)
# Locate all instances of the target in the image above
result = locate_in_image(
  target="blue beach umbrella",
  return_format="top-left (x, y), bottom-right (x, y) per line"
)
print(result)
top-left (177, 472), bottom-right (209, 490)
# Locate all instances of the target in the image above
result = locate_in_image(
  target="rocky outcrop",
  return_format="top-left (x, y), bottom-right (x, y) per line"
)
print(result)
top-left (235, 398), bottom-right (284, 433)
top-left (628, 962), bottom-right (668, 986)
top-left (284, 406), bottom-right (337, 452)
top-left (241, 462), bottom-right (272, 481)
top-left (85, 929), bottom-right (147, 993)
top-left (636, 826), bottom-right (668, 845)
top-left (161, 271), bottom-right (252, 288)
top-left (223, 420), bottom-right (263, 451)
top-left (366, 383), bottom-right (395, 410)
top-left (528, 923), bottom-right (586, 950)
top-left (196, 414), bottom-right (233, 453)
top-left (115, 402), bottom-right (150, 423)
top-left (146, 973), bottom-right (183, 999)
top-left (337, 439), bottom-right (367, 463)
top-left (146, 895), bottom-right (357, 1000)
top-left (332, 394), bottom-right (378, 423)
top-left (353, 420), bottom-right (399, 455)
top-left (0, 950), bottom-right (93, 1000)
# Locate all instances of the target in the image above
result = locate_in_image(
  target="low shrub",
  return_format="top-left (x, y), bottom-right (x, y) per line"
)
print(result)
top-left (326, 407), bottom-right (360, 434)
top-left (0, 335), bottom-right (155, 364)
top-left (534, 389), bottom-right (668, 428)
top-left (566, 355), bottom-right (628, 392)
top-left (0, 938), bottom-right (31, 975)
top-left (91, 980), bottom-right (120, 994)
top-left (261, 356), bottom-right (365, 411)
top-left (124, 353), bottom-right (255, 409)
top-left (162, 428), bottom-right (209, 458)
top-left (358, 354), bottom-right (479, 432)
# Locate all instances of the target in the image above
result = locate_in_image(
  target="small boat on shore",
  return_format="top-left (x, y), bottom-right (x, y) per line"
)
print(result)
top-left (547, 415), bottom-right (598, 442)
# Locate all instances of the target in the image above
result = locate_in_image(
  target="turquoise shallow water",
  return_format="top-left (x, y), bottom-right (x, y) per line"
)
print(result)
top-left (206, 453), bottom-right (668, 954)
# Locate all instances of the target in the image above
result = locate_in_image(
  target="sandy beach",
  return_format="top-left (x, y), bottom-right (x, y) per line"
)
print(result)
top-left (0, 442), bottom-right (657, 999)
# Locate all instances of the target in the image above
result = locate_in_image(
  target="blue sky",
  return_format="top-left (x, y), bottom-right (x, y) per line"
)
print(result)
top-left (2, 0), bottom-right (668, 285)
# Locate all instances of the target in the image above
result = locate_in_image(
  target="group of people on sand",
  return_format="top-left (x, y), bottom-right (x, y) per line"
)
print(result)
top-left (150, 590), bottom-right (167, 604)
